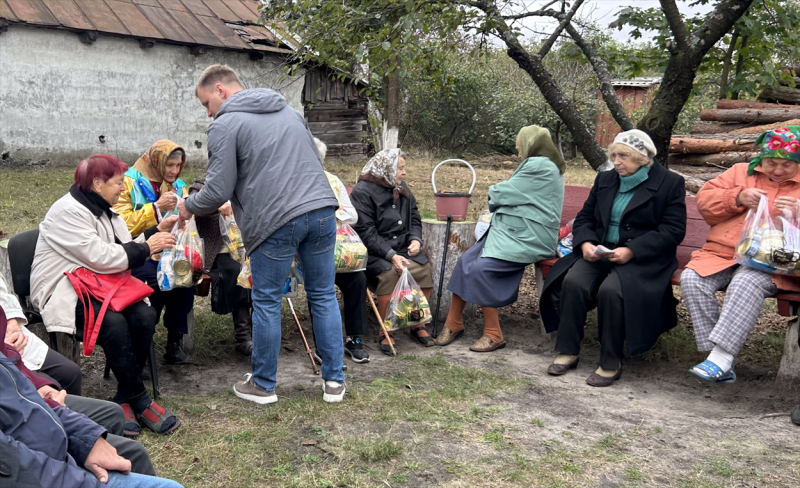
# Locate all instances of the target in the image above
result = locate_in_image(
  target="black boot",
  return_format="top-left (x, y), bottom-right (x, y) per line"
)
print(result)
top-left (233, 305), bottom-right (253, 356)
top-left (163, 332), bottom-right (192, 365)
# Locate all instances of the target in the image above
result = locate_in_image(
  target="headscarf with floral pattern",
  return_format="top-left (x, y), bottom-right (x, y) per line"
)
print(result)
top-left (132, 140), bottom-right (187, 195)
top-left (748, 126), bottom-right (800, 175)
top-left (357, 149), bottom-right (410, 202)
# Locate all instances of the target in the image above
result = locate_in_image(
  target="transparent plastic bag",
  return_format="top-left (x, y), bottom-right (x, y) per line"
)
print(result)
top-left (735, 195), bottom-right (800, 275)
top-left (237, 257), bottom-right (253, 289)
top-left (557, 219), bottom-right (575, 258)
top-left (382, 268), bottom-right (431, 331)
top-left (237, 257), bottom-right (300, 297)
top-left (219, 214), bottom-right (247, 264)
top-left (475, 209), bottom-right (493, 241)
top-left (334, 222), bottom-right (367, 273)
top-left (158, 217), bottom-right (205, 290)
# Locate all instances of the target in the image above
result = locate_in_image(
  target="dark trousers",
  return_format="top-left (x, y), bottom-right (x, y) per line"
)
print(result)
top-left (75, 298), bottom-right (156, 406)
top-left (555, 258), bottom-right (626, 371)
top-left (335, 271), bottom-right (369, 337)
top-left (36, 348), bottom-right (82, 396)
top-left (210, 253), bottom-right (250, 316)
top-left (132, 259), bottom-right (195, 336)
top-left (64, 395), bottom-right (155, 476)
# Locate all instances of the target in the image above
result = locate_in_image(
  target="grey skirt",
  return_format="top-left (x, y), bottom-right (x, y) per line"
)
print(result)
top-left (447, 237), bottom-right (527, 308)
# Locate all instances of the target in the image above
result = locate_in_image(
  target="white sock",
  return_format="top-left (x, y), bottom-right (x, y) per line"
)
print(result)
top-left (707, 346), bottom-right (734, 371)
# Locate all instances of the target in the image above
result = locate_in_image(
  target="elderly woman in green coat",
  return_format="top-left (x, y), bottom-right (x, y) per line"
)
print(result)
top-left (435, 125), bottom-right (565, 352)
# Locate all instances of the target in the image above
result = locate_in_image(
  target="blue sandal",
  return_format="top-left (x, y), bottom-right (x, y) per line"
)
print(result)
top-left (690, 360), bottom-right (736, 384)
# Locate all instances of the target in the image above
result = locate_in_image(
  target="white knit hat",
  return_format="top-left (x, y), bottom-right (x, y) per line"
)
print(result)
top-left (613, 130), bottom-right (657, 158)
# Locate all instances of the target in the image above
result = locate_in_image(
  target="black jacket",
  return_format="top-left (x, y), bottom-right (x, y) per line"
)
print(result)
top-left (540, 162), bottom-right (687, 355)
top-left (350, 180), bottom-right (428, 275)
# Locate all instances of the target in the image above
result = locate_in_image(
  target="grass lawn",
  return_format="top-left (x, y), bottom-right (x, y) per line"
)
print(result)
top-left (2, 154), bottom-right (799, 487)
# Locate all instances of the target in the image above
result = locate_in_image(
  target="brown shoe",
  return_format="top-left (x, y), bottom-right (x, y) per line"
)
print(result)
top-left (586, 369), bottom-right (622, 387)
top-left (434, 327), bottom-right (463, 346)
top-left (469, 335), bottom-right (507, 352)
top-left (547, 358), bottom-right (580, 376)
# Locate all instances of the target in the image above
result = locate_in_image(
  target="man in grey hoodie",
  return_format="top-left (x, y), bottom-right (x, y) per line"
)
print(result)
top-left (179, 65), bottom-right (346, 404)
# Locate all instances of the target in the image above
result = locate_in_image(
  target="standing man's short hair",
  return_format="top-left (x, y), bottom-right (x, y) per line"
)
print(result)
top-left (196, 65), bottom-right (242, 94)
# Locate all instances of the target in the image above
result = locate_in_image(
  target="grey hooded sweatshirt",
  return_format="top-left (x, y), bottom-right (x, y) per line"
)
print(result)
top-left (185, 88), bottom-right (338, 255)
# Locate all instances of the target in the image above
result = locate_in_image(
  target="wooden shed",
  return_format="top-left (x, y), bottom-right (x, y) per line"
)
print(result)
top-left (595, 78), bottom-right (661, 147)
top-left (303, 68), bottom-right (370, 158)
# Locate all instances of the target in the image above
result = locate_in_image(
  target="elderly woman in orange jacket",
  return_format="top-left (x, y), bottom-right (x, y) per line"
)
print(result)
top-left (681, 127), bottom-right (800, 383)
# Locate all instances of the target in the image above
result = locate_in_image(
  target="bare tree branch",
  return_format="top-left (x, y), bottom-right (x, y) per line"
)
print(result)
top-left (565, 23), bottom-right (635, 131)
top-left (537, 0), bottom-right (586, 58)
top-left (502, 8), bottom-right (560, 20)
top-left (660, 0), bottom-right (689, 50)
top-left (688, 0), bottom-right (753, 54)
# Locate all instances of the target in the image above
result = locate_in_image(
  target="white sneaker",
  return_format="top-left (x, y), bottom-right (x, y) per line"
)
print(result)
top-left (322, 380), bottom-right (346, 403)
top-left (233, 374), bottom-right (278, 404)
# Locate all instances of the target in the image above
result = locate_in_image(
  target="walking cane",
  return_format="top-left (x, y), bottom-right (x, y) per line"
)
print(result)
top-left (431, 214), bottom-right (453, 338)
top-left (367, 293), bottom-right (397, 356)
top-left (286, 298), bottom-right (320, 375)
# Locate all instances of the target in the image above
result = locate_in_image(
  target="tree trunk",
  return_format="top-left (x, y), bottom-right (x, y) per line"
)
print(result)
top-left (382, 68), bottom-right (400, 150)
top-left (669, 137), bottom-right (754, 154)
top-left (689, 121), bottom-right (750, 134)
top-left (716, 99), bottom-right (794, 110)
top-left (779, 77), bottom-right (800, 87)
top-left (759, 86), bottom-right (800, 105)
top-left (728, 119), bottom-right (800, 135)
top-left (421, 219), bottom-right (478, 326)
top-left (671, 170), bottom-right (705, 195)
top-left (718, 29), bottom-right (739, 99)
top-left (668, 151), bottom-right (756, 167)
top-left (700, 108), bottom-right (800, 123)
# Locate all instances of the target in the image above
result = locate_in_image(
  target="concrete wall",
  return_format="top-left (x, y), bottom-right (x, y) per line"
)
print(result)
top-left (0, 25), bottom-right (305, 166)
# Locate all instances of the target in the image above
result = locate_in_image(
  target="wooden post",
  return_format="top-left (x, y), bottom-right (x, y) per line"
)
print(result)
top-left (777, 303), bottom-right (800, 382)
top-left (183, 309), bottom-right (195, 356)
top-left (421, 219), bottom-right (477, 325)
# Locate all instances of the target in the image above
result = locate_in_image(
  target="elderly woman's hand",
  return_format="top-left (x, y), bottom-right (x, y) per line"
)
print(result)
top-left (156, 192), bottom-right (178, 212)
top-left (609, 247), bottom-right (635, 265)
top-left (736, 188), bottom-right (767, 209)
top-left (408, 240), bottom-right (421, 256)
top-left (391, 255), bottom-right (409, 275)
top-left (581, 242), bottom-right (601, 263)
top-left (4, 318), bottom-right (28, 355)
top-left (147, 232), bottom-right (177, 254)
top-left (775, 196), bottom-right (800, 215)
top-left (157, 215), bottom-right (179, 232)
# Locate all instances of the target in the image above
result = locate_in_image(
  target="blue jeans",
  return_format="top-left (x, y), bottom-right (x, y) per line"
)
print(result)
top-left (105, 472), bottom-right (184, 488)
top-left (249, 207), bottom-right (345, 392)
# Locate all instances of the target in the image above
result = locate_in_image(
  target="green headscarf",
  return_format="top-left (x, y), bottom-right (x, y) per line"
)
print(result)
top-left (517, 125), bottom-right (565, 174)
top-left (747, 126), bottom-right (800, 175)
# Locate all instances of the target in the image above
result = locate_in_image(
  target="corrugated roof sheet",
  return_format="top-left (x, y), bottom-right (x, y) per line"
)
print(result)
top-left (0, 0), bottom-right (293, 54)
top-left (611, 77), bottom-right (662, 87)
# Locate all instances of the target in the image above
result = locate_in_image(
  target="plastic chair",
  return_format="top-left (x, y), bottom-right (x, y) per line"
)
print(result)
top-left (8, 229), bottom-right (159, 399)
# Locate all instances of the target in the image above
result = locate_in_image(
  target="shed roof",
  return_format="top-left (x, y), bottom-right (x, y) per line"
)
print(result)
top-left (610, 77), bottom-right (662, 88)
top-left (0, 0), bottom-right (294, 54)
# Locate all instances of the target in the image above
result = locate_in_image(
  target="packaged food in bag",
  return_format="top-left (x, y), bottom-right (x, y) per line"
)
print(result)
top-left (383, 268), bottom-right (432, 331)
top-left (158, 217), bottom-right (205, 290)
top-left (236, 257), bottom-right (299, 296)
top-left (219, 214), bottom-right (247, 263)
top-left (734, 195), bottom-right (800, 275)
top-left (334, 223), bottom-right (367, 273)
top-left (237, 258), bottom-right (253, 289)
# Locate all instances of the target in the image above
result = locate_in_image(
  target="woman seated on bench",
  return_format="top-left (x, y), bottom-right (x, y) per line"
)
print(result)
top-left (682, 126), bottom-right (800, 384)
top-left (30, 155), bottom-right (182, 436)
top-left (350, 149), bottom-right (434, 355)
top-left (434, 125), bottom-right (564, 352)
top-left (540, 130), bottom-right (687, 387)
top-left (113, 140), bottom-right (195, 365)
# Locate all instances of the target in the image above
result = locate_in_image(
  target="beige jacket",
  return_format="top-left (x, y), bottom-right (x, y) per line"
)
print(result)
top-left (30, 191), bottom-right (147, 335)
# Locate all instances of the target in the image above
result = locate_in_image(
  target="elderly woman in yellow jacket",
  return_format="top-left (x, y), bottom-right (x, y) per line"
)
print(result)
top-left (112, 140), bottom-right (194, 365)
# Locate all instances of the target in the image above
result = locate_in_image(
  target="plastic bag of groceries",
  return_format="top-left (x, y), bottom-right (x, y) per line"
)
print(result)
top-left (334, 223), bottom-right (367, 273)
top-left (383, 268), bottom-right (431, 331)
top-left (237, 256), bottom-right (300, 297)
top-left (735, 195), bottom-right (800, 275)
top-left (475, 209), bottom-right (492, 241)
top-left (237, 258), bottom-right (253, 289)
top-left (158, 217), bottom-right (204, 291)
top-left (219, 214), bottom-right (247, 263)
top-left (557, 219), bottom-right (575, 258)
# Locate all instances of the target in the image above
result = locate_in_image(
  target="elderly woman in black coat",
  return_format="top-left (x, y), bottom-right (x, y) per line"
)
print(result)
top-left (350, 149), bottom-right (434, 354)
top-left (540, 130), bottom-right (686, 387)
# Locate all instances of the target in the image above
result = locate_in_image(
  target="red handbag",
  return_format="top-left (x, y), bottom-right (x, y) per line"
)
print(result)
top-left (65, 268), bottom-right (153, 356)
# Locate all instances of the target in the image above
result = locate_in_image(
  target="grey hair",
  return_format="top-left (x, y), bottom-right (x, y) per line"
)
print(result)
top-left (314, 137), bottom-right (327, 162)
top-left (168, 148), bottom-right (185, 160)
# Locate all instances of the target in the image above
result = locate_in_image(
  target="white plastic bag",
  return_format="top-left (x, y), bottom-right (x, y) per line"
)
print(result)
top-left (383, 268), bottom-right (431, 331)
top-left (735, 195), bottom-right (800, 275)
top-left (158, 217), bottom-right (204, 290)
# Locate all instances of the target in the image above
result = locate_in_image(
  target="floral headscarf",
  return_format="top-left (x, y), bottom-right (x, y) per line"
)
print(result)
top-left (748, 126), bottom-right (800, 175)
top-left (132, 140), bottom-right (187, 195)
top-left (357, 149), bottom-right (410, 202)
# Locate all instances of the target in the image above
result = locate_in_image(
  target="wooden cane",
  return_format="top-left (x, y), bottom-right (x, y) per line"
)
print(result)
top-left (286, 298), bottom-right (320, 375)
top-left (367, 293), bottom-right (397, 356)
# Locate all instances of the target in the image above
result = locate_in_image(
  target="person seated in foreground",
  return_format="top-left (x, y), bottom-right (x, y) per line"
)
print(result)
top-left (540, 130), bottom-right (687, 387)
top-left (29, 154), bottom-right (181, 436)
top-left (682, 126), bottom-right (800, 383)
top-left (2, 270), bottom-right (82, 395)
top-left (1, 306), bottom-right (184, 488)
top-left (350, 149), bottom-right (434, 355)
top-left (113, 140), bottom-right (195, 365)
top-left (434, 125), bottom-right (564, 352)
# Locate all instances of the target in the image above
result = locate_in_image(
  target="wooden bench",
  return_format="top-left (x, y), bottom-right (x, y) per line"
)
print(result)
top-left (534, 185), bottom-right (800, 381)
